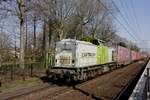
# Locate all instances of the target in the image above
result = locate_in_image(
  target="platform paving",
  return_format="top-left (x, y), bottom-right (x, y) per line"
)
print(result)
top-left (129, 60), bottom-right (150, 100)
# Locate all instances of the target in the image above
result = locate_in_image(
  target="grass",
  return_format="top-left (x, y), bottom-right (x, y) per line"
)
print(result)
top-left (0, 77), bottom-right (44, 93)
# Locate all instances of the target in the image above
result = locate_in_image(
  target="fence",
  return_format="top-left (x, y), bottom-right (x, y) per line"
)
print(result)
top-left (0, 62), bottom-right (47, 83)
top-left (0, 53), bottom-right (55, 84)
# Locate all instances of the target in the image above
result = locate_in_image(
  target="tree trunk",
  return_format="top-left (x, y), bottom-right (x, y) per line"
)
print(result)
top-left (42, 20), bottom-right (46, 52)
top-left (25, 11), bottom-right (27, 53)
top-left (59, 31), bottom-right (63, 41)
top-left (42, 20), bottom-right (46, 68)
top-left (17, 0), bottom-right (25, 80)
top-left (33, 15), bottom-right (36, 48)
top-left (91, 27), bottom-right (97, 39)
top-left (48, 20), bottom-right (52, 48)
top-left (58, 23), bottom-right (64, 40)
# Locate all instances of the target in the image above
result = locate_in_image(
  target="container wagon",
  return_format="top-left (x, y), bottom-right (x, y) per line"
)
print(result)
top-left (117, 46), bottom-right (131, 65)
top-left (131, 51), bottom-right (137, 61)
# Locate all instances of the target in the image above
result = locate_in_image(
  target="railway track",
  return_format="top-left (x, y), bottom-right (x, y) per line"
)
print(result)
top-left (50, 60), bottom-right (148, 100)
top-left (0, 59), bottom-right (148, 100)
top-left (0, 78), bottom-right (78, 100)
top-left (0, 73), bottom-right (106, 99)
top-left (0, 83), bottom-right (53, 100)
top-left (114, 59), bottom-right (149, 100)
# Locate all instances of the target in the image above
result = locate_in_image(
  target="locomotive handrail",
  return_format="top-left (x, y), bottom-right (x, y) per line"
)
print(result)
top-left (51, 61), bottom-right (117, 69)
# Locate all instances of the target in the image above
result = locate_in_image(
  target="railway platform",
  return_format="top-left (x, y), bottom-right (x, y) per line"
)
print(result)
top-left (129, 59), bottom-right (150, 100)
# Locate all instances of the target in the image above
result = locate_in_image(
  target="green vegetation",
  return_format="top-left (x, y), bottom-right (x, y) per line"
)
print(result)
top-left (0, 77), bottom-right (43, 92)
top-left (81, 36), bottom-right (92, 42)
top-left (119, 42), bottom-right (127, 47)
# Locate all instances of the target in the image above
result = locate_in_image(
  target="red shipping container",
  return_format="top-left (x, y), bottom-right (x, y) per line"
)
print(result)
top-left (117, 46), bottom-right (131, 65)
top-left (131, 51), bottom-right (136, 61)
top-left (136, 52), bottom-right (141, 60)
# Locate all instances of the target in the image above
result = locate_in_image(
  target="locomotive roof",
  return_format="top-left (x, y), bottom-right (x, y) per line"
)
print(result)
top-left (59, 39), bottom-right (94, 45)
top-left (58, 39), bottom-right (118, 49)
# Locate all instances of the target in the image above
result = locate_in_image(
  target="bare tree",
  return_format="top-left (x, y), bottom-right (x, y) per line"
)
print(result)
top-left (16, 0), bottom-right (25, 72)
top-left (0, 0), bottom-right (141, 66)
top-left (0, 0), bottom-right (26, 80)
top-left (0, 32), bottom-right (13, 62)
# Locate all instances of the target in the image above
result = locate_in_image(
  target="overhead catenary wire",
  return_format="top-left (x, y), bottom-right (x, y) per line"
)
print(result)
top-left (118, 0), bottom-right (138, 34)
top-left (97, 0), bottom-right (138, 42)
top-left (130, 0), bottom-right (143, 39)
top-left (110, 0), bottom-right (143, 44)
top-left (124, 0), bottom-right (145, 49)
top-left (119, 0), bottom-right (144, 45)
top-left (118, 0), bottom-right (146, 48)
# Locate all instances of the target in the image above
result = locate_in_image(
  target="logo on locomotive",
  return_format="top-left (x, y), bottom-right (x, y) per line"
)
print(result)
top-left (81, 53), bottom-right (96, 58)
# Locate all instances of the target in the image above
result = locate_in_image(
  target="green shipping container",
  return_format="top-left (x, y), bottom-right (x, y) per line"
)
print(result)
top-left (96, 44), bottom-right (109, 64)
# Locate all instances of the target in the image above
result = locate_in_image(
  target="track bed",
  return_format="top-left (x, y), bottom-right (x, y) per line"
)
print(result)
top-left (0, 60), bottom-right (148, 100)
top-left (50, 60), bottom-right (147, 100)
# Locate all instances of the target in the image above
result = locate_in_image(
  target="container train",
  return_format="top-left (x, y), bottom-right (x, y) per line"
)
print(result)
top-left (46, 39), bottom-right (142, 81)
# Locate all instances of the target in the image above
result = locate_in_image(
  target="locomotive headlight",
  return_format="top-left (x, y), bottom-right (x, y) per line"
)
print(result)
top-left (72, 60), bottom-right (75, 63)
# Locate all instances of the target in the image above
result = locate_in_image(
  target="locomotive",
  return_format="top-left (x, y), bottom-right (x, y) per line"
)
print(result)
top-left (46, 39), bottom-right (141, 81)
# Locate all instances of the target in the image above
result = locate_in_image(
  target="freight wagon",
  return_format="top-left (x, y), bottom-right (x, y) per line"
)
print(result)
top-left (46, 39), bottom-right (141, 81)
top-left (131, 51), bottom-right (137, 61)
top-left (117, 46), bottom-right (131, 65)
top-left (131, 51), bottom-right (141, 61)
top-left (136, 52), bottom-right (141, 60)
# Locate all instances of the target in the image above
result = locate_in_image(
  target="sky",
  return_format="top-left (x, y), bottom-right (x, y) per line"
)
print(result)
top-left (114, 0), bottom-right (150, 50)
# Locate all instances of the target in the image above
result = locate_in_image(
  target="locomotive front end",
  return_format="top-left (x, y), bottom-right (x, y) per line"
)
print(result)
top-left (47, 39), bottom-right (76, 80)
